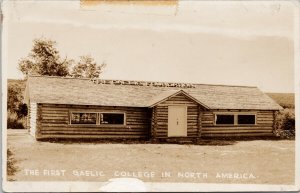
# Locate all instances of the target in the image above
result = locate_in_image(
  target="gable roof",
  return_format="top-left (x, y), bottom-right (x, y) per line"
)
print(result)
top-left (24, 76), bottom-right (283, 110)
top-left (147, 90), bottom-right (210, 108)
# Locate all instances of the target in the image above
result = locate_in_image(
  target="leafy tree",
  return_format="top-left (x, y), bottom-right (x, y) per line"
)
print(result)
top-left (7, 85), bottom-right (22, 112)
top-left (18, 38), bottom-right (73, 77)
top-left (16, 103), bottom-right (28, 118)
top-left (71, 55), bottom-right (106, 78)
top-left (7, 81), bottom-right (28, 118)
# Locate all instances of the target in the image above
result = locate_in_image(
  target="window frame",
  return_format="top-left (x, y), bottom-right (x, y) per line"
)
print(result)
top-left (214, 112), bottom-right (257, 126)
top-left (69, 111), bottom-right (126, 126)
top-left (99, 112), bottom-right (126, 126)
top-left (214, 114), bottom-right (235, 125)
top-left (237, 114), bottom-right (256, 125)
top-left (69, 112), bottom-right (98, 125)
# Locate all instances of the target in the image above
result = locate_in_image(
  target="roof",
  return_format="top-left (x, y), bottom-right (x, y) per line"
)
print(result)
top-left (24, 76), bottom-right (283, 110)
top-left (147, 90), bottom-right (210, 108)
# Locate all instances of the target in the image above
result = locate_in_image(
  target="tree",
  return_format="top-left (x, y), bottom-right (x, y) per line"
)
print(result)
top-left (7, 80), bottom-right (28, 118)
top-left (18, 38), bottom-right (73, 77)
top-left (7, 85), bottom-right (22, 112)
top-left (71, 55), bottom-right (106, 78)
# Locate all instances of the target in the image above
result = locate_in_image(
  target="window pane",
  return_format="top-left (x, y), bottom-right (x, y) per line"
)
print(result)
top-left (71, 113), bottom-right (97, 124)
top-left (216, 115), bottom-right (234, 124)
top-left (100, 113), bottom-right (124, 125)
top-left (238, 115), bottom-right (255, 125)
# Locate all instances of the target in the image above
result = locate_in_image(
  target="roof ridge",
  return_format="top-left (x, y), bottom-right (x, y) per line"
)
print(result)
top-left (193, 83), bottom-right (257, 89)
top-left (28, 75), bottom-right (257, 88)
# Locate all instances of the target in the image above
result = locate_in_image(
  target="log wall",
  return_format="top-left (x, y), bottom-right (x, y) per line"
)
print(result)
top-left (33, 102), bottom-right (276, 140)
top-left (201, 110), bottom-right (275, 137)
top-left (35, 104), bottom-right (151, 139)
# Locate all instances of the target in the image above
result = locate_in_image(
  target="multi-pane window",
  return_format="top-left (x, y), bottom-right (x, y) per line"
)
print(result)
top-left (215, 114), bottom-right (256, 125)
top-left (71, 113), bottom-right (97, 124)
top-left (100, 113), bottom-right (125, 125)
top-left (70, 112), bottom-right (125, 125)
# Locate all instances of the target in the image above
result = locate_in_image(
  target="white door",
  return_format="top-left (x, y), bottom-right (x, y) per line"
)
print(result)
top-left (168, 106), bottom-right (187, 137)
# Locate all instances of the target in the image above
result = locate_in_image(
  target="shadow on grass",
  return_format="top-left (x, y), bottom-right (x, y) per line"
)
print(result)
top-left (41, 138), bottom-right (237, 146)
top-left (38, 135), bottom-right (291, 146)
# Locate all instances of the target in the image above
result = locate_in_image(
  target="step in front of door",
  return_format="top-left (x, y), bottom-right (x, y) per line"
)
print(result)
top-left (165, 137), bottom-right (197, 144)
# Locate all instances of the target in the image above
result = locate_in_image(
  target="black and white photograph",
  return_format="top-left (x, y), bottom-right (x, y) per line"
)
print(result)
top-left (1, 0), bottom-right (299, 192)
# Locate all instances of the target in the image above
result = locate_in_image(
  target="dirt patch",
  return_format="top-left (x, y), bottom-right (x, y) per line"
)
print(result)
top-left (6, 129), bottom-right (295, 184)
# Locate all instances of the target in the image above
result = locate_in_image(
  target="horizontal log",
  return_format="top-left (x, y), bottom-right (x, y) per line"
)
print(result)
top-left (41, 131), bottom-right (149, 135)
top-left (256, 120), bottom-right (273, 123)
top-left (257, 117), bottom-right (273, 121)
top-left (188, 114), bottom-right (199, 119)
top-left (187, 123), bottom-right (198, 126)
top-left (202, 126), bottom-right (273, 130)
top-left (202, 120), bottom-right (214, 124)
top-left (156, 119), bottom-right (168, 123)
top-left (41, 123), bottom-right (150, 129)
top-left (202, 112), bottom-right (214, 115)
top-left (258, 111), bottom-right (274, 114)
top-left (202, 116), bottom-right (214, 119)
top-left (156, 128), bottom-right (168, 131)
top-left (41, 110), bottom-right (68, 114)
top-left (41, 126), bottom-right (148, 131)
top-left (41, 121), bottom-right (69, 124)
top-left (42, 117), bottom-right (69, 120)
top-left (38, 134), bottom-right (147, 139)
top-left (41, 113), bottom-right (69, 116)
top-left (155, 131), bottom-right (168, 133)
top-left (201, 130), bottom-right (273, 134)
top-left (126, 119), bottom-right (151, 123)
top-left (202, 133), bottom-right (275, 137)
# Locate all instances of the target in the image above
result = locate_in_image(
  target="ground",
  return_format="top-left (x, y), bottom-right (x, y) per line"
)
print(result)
top-left (6, 129), bottom-right (295, 184)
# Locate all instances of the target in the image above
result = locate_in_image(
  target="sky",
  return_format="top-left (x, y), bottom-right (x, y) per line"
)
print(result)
top-left (2, 0), bottom-right (296, 93)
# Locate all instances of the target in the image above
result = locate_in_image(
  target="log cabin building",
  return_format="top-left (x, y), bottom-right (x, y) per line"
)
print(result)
top-left (24, 76), bottom-right (283, 142)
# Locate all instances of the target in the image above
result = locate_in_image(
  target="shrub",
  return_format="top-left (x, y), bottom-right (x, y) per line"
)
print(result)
top-left (274, 109), bottom-right (295, 139)
top-left (7, 148), bottom-right (18, 181)
top-left (7, 111), bottom-right (26, 129)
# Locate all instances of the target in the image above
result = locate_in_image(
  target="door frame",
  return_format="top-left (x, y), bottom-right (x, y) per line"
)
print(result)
top-left (167, 105), bottom-right (188, 137)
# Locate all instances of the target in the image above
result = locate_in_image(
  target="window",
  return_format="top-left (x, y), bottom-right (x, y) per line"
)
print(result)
top-left (215, 115), bottom-right (234, 125)
top-left (100, 113), bottom-right (125, 125)
top-left (238, 115), bottom-right (256, 125)
top-left (71, 113), bottom-right (97, 124)
top-left (215, 113), bottom-right (256, 125)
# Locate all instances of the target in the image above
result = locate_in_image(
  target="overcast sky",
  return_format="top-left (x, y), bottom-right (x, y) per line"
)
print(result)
top-left (2, 0), bottom-right (296, 92)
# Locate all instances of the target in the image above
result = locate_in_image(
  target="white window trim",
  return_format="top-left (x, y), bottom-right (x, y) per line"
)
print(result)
top-left (214, 112), bottom-right (257, 126)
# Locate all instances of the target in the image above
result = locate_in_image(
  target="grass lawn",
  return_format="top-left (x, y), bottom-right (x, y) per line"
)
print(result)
top-left (6, 129), bottom-right (295, 185)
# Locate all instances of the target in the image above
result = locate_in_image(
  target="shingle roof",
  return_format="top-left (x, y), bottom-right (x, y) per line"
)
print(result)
top-left (25, 76), bottom-right (283, 110)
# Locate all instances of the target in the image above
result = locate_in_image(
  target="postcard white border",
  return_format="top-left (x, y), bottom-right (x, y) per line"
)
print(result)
top-left (1, 0), bottom-right (300, 192)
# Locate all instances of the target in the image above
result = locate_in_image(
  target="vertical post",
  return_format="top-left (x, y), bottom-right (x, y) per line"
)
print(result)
top-left (272, 110), bottom-right (276, 135)
top-left (197, 105), bottom-right (202, 140)
top-left (151, 107), bottom-right (157, 141)
top-left (35, 103), bottom-right (42, 139)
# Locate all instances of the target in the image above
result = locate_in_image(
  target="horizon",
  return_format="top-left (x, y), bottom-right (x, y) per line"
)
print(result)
top-left (2, 0), bottom-right (295, 93)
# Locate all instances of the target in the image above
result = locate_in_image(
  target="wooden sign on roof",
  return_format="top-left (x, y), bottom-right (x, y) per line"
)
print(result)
top-left (91, 78), bottom-right (196, 88)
